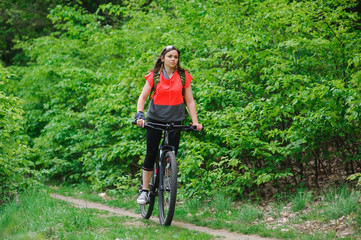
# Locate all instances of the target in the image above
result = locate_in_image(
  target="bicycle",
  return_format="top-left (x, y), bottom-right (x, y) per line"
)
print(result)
top-left (132, 121), bottom-right (202, 226)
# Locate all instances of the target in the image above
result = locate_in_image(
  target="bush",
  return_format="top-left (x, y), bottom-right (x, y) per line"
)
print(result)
top-left (0, 66), bottom-right (35, 203)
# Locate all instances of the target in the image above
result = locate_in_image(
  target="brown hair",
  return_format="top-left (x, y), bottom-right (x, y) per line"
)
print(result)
top-left (150, 45), bottom-right (186, 73)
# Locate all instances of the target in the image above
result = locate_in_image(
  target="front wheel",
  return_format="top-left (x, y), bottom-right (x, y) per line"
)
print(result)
top-left (158, 151), bottom-right (177, 226)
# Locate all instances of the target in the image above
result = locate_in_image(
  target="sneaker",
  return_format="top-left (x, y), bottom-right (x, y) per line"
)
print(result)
top-left (137, 190), bottom-right (149, 205)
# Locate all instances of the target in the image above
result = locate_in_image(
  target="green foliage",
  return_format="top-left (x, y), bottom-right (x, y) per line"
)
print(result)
top-left (347, 172), bottom-right (361, 186)
top-left (0, 66), bottom-right (35, 203)
top-left (0, 0), bottom-right (131, 65)
top-left (3, 0), bottom-right (361, 199)
top-left (8, 3), bottom-right (148, 189)
top-left (0, 0), bottom-right (58, 65)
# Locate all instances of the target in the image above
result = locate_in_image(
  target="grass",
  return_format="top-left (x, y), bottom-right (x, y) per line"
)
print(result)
top-left (9, 183), bottom-right (361, 240)
top-left (290, 190), bottom-right (313, 212)
top-left (0, 187), bottom-right (213, 240)
top-left (322, 185), bottom-right (360, 220)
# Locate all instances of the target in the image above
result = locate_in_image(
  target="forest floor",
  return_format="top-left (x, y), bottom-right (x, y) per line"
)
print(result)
top-left (51, 193), bottom-right (272, 240)
top-left (48, 183), bottom-right (361, 240)
top-left (2, 184), bottom-right (360, 239)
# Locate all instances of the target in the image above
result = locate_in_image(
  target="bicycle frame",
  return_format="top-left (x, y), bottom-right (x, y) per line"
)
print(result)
top-left (133, 121), bottom-right (202, 225)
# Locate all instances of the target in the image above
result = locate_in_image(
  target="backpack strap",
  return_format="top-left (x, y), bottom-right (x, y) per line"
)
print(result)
top-left (149, 71), bottom-right (160, 100)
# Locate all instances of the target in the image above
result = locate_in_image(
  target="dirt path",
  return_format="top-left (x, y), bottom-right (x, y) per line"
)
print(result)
top-left (51, 194), bottom-right (275, 240)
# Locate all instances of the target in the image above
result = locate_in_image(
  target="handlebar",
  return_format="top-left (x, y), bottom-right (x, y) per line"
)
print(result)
top-left (132, 121), bottom-right (204, 132)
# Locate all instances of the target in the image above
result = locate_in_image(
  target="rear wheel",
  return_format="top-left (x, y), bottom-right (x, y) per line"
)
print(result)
top-left (140, 164), bottom-right (157, 219)
top-left (158, 151), bottom-right (177, 226)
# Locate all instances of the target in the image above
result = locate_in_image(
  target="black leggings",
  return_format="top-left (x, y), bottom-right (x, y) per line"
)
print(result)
top-left (142, 119), bottom-right (181, 171)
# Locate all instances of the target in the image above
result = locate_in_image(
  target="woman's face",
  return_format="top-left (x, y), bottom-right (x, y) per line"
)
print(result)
top-left (162, 50), bottom-right (179, 70)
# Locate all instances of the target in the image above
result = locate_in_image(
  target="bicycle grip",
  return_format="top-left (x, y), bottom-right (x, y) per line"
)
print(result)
top-left (190, 125), bottom-right (204, 132)
top-left (132, 120), bottom-right (146, 128)
top-left (195, 125), bottom-right (204, 132)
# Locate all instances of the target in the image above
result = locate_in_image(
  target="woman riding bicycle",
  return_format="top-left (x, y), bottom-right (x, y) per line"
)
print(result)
top-left (135, 45), bottom-right (203, 204)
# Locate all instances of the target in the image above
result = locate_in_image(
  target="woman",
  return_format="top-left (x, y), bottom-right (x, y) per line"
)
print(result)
top-left (135, 45), bottom-right (202, 204)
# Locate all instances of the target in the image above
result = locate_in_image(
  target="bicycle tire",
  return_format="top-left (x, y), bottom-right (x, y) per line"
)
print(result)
top-left (158, 151), bottom-right (177, 226)
top-left (140, 163), bottom-right (157, 219)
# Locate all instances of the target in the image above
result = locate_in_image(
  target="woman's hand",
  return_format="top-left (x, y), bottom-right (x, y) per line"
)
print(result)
top-left (137, 119), bottom-right (145, 128)
top-left (191, 122), bottom-right (203, 131)
top-left (135, 111), bottom-right (145, 128)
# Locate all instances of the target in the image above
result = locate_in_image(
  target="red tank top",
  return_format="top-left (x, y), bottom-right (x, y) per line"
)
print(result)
top-left (145, 70), bottom-right (192, 122)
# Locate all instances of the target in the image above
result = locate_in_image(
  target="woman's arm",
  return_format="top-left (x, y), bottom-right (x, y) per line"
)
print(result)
top-left (184, 85), bottom-right (203, 131)
top-left (136, 82), bottom-right (152, 127)
top-left (137, 81), bottom-right (151, 111)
